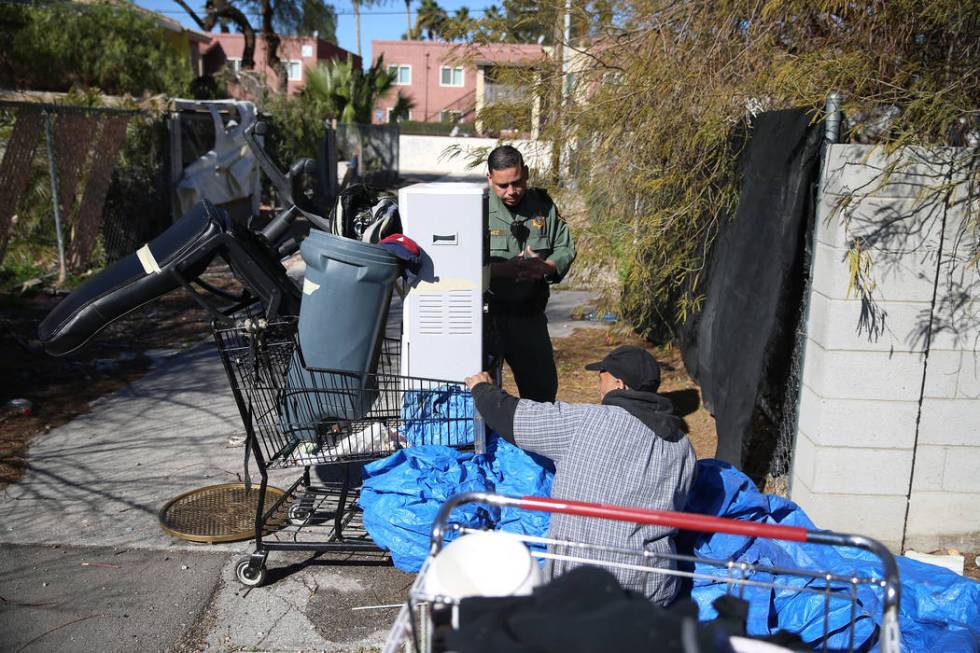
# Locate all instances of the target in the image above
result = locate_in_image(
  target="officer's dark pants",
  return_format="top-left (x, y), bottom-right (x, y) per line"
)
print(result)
top-left (489, 311), bottom-right (558, 403)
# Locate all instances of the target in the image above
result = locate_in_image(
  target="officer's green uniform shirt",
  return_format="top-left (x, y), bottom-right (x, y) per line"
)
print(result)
top-left (487, 188), bottom-right (576, 307)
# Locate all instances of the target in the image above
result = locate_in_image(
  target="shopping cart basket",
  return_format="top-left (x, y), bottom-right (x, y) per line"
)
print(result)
top-left (213, 316), bottom-right (485, 586)
top-left (383, 492), bottom-right (901, 653)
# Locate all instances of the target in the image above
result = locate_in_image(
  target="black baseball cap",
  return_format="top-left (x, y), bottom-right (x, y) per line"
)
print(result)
top-left (585, 345), bottom-right (661, 392)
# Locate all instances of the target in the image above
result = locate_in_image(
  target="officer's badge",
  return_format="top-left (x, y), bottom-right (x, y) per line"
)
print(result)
top-left (531, 216), bottom-right (545, 229)
top-left (490, 228), bottom-right (505, 237)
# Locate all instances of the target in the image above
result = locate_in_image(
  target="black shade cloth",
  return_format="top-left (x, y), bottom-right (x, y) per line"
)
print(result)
top-left (678, 109), bottom-right (822, 467)
top-left (178, 111), bottom-right (219, 168)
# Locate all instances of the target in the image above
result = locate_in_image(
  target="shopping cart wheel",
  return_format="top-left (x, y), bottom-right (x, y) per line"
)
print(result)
top-left (235, 557), bottom-right (267, 587)
top-left (287, 502), bottom-right (313, 526)
top-left (287, 505), bottom-right (313, 526)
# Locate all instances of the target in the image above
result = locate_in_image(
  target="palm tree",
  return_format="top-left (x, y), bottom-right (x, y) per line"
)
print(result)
top-left (352, 0), bottom-right (362, 56)
top-left (415, 0), bottom-right (447, 40)
top-left (389, 92), bottom-right (416, 122)
top-left (446, 7), bottom-right (472, 40)
top-left (474, 5), bottom-right (506, 43)
top-left (364, 0), bottom-right (413, 41)
top-left (302, 55), bottom-right (398, 124)
top-left (352, 0), bottom-right (388, 56)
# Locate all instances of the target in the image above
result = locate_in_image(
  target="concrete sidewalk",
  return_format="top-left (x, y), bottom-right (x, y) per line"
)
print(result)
top-left (0, 289), bottom-right (598, 652)
top-left (545, 289), bottom-right (604, 338)
top-left (0, 344), bottom-right (246, 551)
top-left (0, 342), bottom-right (410, 652)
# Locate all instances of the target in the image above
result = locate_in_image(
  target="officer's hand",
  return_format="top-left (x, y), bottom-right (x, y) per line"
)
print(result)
top-left (516, 250), bottom-right (556, 281)
top-left (490, 260), bottom-right (523, 279)
top-left (464, 372), bottom-right (494, 389)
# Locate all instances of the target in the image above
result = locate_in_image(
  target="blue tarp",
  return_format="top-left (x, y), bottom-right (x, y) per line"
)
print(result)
top-left (400, 385), bottom-right (475, 447)
top-left (359, 435), bottom-right (553, 571)
top-left (684, 460), bottom-right (980, 653)
top-left (359, 451), bottom-right (979, 652)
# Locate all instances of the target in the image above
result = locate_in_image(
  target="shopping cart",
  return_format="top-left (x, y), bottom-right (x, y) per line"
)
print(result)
top-left (213, 315), bottom-right (485, 586)
top-left (383, 492), bottom-right (901, 653)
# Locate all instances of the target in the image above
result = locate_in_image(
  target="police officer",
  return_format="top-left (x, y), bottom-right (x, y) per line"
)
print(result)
top-left (486, 145), bottom-right (576, 403)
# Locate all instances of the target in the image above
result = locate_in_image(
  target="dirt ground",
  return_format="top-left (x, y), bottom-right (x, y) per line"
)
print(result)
top-left (501, 327), bottom-right (717, 459)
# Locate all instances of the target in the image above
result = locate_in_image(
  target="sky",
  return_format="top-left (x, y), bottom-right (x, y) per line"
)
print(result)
top-left (135, 0), bottom-right (489, 67)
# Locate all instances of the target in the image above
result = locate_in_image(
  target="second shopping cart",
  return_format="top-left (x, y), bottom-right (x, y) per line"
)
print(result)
top-left (215, 315), bottom-right (485, 586)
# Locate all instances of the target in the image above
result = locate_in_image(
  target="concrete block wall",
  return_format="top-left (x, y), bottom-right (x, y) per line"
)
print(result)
top-left (790, 144), bottom-right (979, 552)
top-left (398, 135), bottom-right (551, 177)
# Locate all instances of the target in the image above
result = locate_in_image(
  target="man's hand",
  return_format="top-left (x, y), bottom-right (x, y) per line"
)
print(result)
top-left (516, 246), bottom-right (556, 281)
top-left (465, 371), bottom-right (494, 390)
top-left (490, 259), bottom-right (524, 280)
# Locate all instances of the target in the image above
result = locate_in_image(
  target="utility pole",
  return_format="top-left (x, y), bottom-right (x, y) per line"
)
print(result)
top-left (562, 0), bottom-right (572, 100)
top-left (560, 0), bottom-right (572, 178)
top-left (548, 0), bottom-right (568, 184)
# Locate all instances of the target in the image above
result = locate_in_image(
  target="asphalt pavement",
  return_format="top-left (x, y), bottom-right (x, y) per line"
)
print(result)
top-left (0, 289), bottom-right (597, 652)
top-left (0, 544), bottom-right (226, 653)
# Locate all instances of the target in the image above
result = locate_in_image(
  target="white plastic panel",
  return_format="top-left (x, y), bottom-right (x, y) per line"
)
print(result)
top-left (399, 183), bottom-right (487, 382)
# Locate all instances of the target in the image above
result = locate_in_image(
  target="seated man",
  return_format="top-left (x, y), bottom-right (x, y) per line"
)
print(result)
top-left (465, 345), bottom-right (697, 606)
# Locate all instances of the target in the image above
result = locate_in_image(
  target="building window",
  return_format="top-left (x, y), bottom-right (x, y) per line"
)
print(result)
top-left (227, 58), bottom-right (241, 73)
top-left (301, 44), bottom-right (314, 58)
top-left (440, 66), bottom-right (464, 87)
top-left (386, 107), bottom-right (413, 123)
top-left (388, 64), bottom-right (411, 85)
top-left (287, 61), bottom-right (302, 81)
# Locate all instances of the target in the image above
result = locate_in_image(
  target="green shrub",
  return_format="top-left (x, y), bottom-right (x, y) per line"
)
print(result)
top-left (398, 120), bottom-right (477, 137)
top-left (0, 1), bottom-right (192, 97)
top-left (263, 93), bottom-right (329, 169)
top-left (475, 0), bottom-right (979, 341)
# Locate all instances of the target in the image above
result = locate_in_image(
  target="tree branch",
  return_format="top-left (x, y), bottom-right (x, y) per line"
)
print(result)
top-left (260, 0), bottom-right (288, 94)
top-left (172, 0), bottom-right (206, 31)
top-left (202, 0), bottom-right (257, 69)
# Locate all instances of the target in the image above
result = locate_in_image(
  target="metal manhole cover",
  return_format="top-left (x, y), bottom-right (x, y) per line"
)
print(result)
top-left (159, 483), bottom-right (290, 544)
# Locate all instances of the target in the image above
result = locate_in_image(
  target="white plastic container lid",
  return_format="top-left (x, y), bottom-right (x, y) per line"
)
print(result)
top-left (425, 530), bottom-right (543, 600)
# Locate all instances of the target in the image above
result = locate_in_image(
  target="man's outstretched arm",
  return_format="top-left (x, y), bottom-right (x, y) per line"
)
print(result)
top-left (465, 372), bottom-right (517, 443)
top-left (465, 372), bottom-right (574, 462)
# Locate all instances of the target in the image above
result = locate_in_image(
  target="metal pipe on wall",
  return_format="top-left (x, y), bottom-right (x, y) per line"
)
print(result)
top-left (824, 92), bottom-right (842, 144)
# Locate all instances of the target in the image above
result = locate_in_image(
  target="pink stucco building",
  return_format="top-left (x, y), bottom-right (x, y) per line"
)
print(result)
top-left (370, 40), bottom-right (547, 126)
top-left (201, 34), bottom-right (360, 95)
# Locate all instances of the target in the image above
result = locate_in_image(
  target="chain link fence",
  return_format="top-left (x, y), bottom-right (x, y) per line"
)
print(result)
top-left (335, 123), bottom-right (399, 188)
top-left (0, 101), bottom-right (171, 285)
